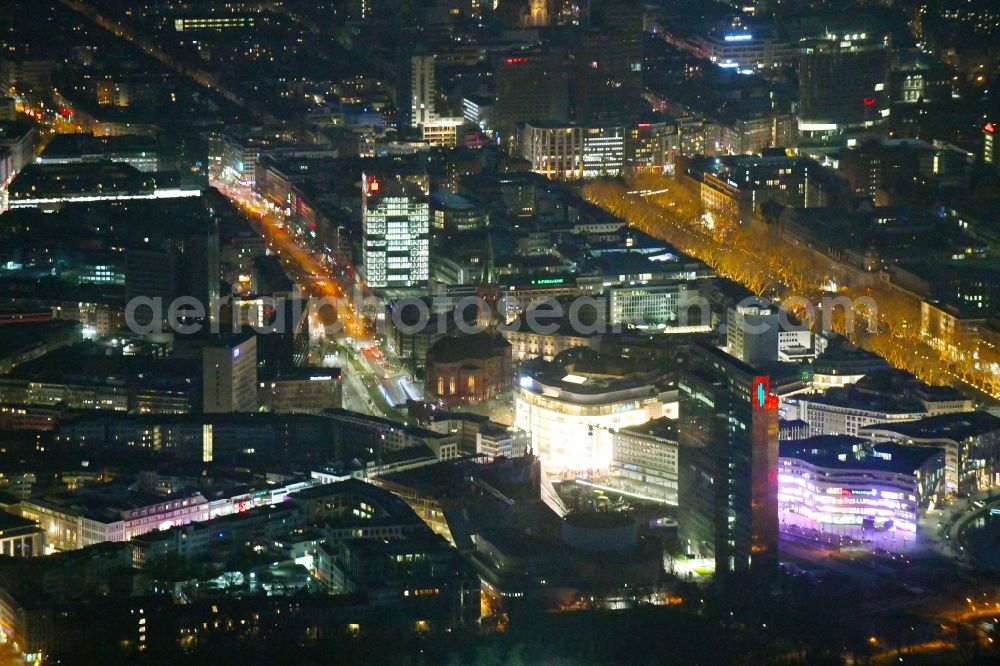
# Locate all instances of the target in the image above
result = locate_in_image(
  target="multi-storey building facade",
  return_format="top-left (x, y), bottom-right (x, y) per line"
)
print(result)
top-left (611, 418), bottom-right (679, 504)
top-left (677, 342), bottom-right (779, 574)
top-left (362, 172), bottom-right (430, 289)
top-left (518, 122), bottom-right (625, 179)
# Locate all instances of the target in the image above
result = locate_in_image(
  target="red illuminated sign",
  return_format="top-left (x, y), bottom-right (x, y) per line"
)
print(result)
top-left (637, 123), bottom-right (651, 128)
top-left (752, 376), bottom-right (779, 411)
top-left (862, 97), bottom-right (877, 108)
top-left (986, 122), bottom-right (996, 134)
top-left (504, 57), bottom-right (529, 65)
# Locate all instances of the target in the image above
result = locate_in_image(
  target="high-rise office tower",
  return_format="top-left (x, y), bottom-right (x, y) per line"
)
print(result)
top-left (677, 341), bottom-right (779, 575)
top-left (202, 334), bottom-right (258, 413)
top-left (124, 216), bottom-right (220, 327)
top-left (727, 302), bottom-right (779, 366)
top-left (798, 33), bottom-right (890, 144)
top-left (572, 0), bottom-right (643, 121)
top-left (410, 54), bottom-right (436, 129)
top-left (493, 48), bottom-right (568, 143)
top-left (362, 172), bottom-right (430, 289)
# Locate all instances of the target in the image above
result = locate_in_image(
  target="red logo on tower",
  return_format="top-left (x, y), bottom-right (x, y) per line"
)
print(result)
top-left (752, 376), bottom-right (779, 411)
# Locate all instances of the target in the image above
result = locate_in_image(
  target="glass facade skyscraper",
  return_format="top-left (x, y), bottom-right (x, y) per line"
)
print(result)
top-left (361, 172), bottom-right (430, 289)
top-left (677, 341), bottom-right (779, 575)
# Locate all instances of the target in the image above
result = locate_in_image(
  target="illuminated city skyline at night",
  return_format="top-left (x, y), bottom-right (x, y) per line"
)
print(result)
top-left (2, 1), bottom-right (1000, 664)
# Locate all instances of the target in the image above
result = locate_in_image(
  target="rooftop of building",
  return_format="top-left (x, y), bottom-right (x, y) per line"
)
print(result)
top-left (0, 511), bottom-right (41, 533)
top-left (289, 477), bottom-right (371, 501)
top-left (363, 171), bottom-right (428, 201)
top-left (859, 411), bottom-right (1000, 442)
top-left (62, 411), bottom-right (332, 432)
top-left (0, 195), bottom-right (219, 249)
top-left (7, 161), bottom-right (163, 198)
top-left (474, 527), bottom-right (562, 560)
top-left (202, 330), bottom-right (257, 349)
top-left (340, 531), bottom-right (454, 558)
top-left (701, 21), bottom-right (783, 43)
top-left (501, 271), bottom-right (579, 288)
top-left (425, 409), bottom-right (490, 426)
top-left (374, 459), bottom-right (474, 493)
top-left (843, 137), bottom-right (939, 155)
top-left (40, 133), bottom-right (157, 159)
top-left (376, 443), bottom-right (437, 466)
top-left (321, 407), bottom-right (455, 441)
top-left (0, 541), bottom-right (136, 607)
top-left (521, 349), bottom-right (665, 398)
top-left (591, 252), bottom-right (683, 277)
top-left (132, 502), bottom-right (300, 545)
top-left (688, 154), bottom-right (821, 184)
top-left (373, 455), bottom-right (531, 498)
top-left (25, 481), bottom-right (206, 523)
top-left (781, 204), bottom-right (978, 262)
top-left (563, 511), bottom-right (634, 530)
top-left (849, 368), bottom-right (967, 402)
top-left (812, 340), bottom-right (891, 374)
top-left (253, 254), bottom-right (296, 294)
top-left (781, 437), bottom-right (943, 474)
top-left (914, 384), bottom-right (969, 402)
top-left (0, 119), bottom-right (35, 141)
top-left (430, 191), bottom-right (477, 210)
top-left (576, 227), bottom-right (675, 256)
top-left (802, 385), bottom-right (925, 414)
top-left (685, 338), bottom-right (763, 378)
top-left (520, 120), bottom-right (624, 130)
top-left (427, 331), bottom-right (511, 364)
top-left (798, 32), bottom-right (889, 50)
top-left (781, 434), bottom-right (868, 454)
top-left (462, 93), bottom-right (494, 105)
top-left (6, 341), bottom-right (198, 390)
top-left (618, 417), bottom-right (677, 441)
top-left (0, 318), bottom-right (80, 358)
top-left (386, 297), bottom-right (479, 332)
top-left (261, 366), bottom-right (342, 382)
top-left (258, 152), bottom-right (344, 178)
top-left (497, 253), bottom-right (573, 272)
top-left (895, 259), bottom-right (1000, 316)
top-left (708, 152), bottom-right (814, 166)
top-left (0, 490), bottom-right (20, 508)
top-left (508, 310), bottom-right (601, 338)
